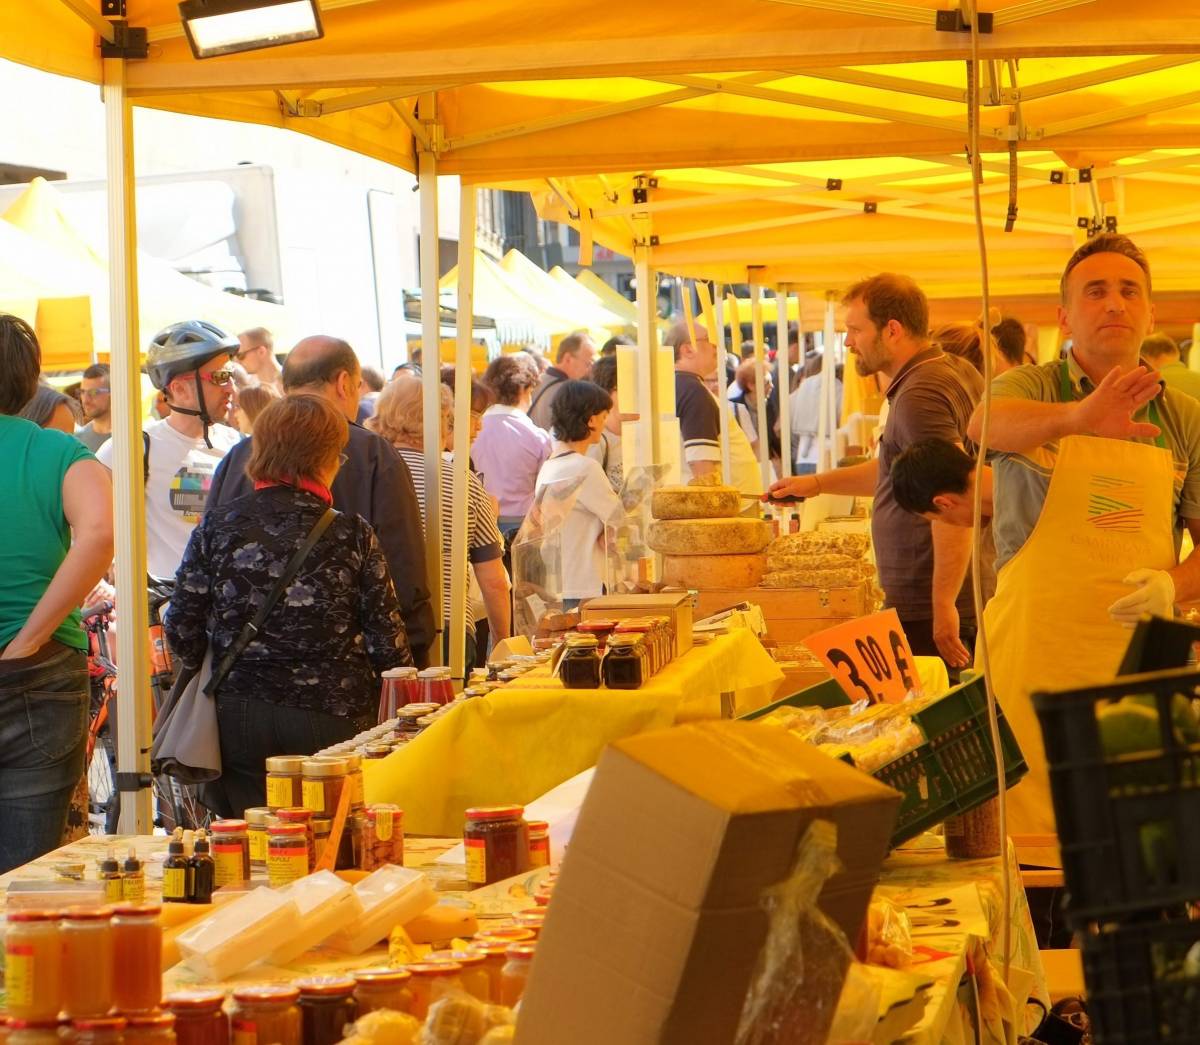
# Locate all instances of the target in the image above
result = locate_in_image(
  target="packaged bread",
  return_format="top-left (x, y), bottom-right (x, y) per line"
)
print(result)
top-left (648, 517), bottom-right (772, 556)
top-left (768, 531), bottom-right (870, 560)
top-left (651, 484), bottom-right (742, 521)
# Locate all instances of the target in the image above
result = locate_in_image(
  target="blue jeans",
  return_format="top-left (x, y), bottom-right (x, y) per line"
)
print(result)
top-left (210, 695), bottom-right (372, 817)
top-left (0, 644), bottom-right (88, 873)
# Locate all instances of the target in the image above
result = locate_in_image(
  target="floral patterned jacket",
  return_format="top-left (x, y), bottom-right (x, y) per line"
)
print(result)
top-left (165, 485), bottom-right (413, 718)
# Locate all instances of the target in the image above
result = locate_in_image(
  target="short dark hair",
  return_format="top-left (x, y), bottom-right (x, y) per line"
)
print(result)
top-left (842, 273), bottom-right (929, 340)
top-left (590, 354), bottom-right (618, 394)
top-left (1141, 333), bottom-right (1179, 362)
top-left (82, 363), bottom-right (110, 382)
top-left (360, 365), bottom-right (386, 393)
top-left (739, 340), bottom-right (757, 360)
top-left (991, 317), bottom-right (1026, 368)
top-left (891, 439), bottom-right (975, 516)
top-left (0, 314), bottom-right (42, 415)
top-left (282, 338), bottom-right (359, 390)
top-left (483, 353), bottom-right (540, 406)
top-left (600, 334), bottom-right (634, 356)
top-left (555, 332), bottom-right (592, 364)
top-left (550, 379), bottom-right (613, 442)
top-left (1060, 233), bottom-right (1151, 302)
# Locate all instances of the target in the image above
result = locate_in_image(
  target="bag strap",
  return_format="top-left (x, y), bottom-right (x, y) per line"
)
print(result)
top-left (528, 373), bottom-right (566, 415)
top-left (204, 506), bottom-right (337, 696)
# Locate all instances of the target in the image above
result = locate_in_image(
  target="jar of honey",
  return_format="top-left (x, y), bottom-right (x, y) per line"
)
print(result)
top-left (275, 808), bottom-right (316, 871)
top-left (463, 807), bottom-right (530, 887)
top-left (474, 926), bottom-right (535, 947)
top-left (404, 964), bottom-right (462, 1021)
top-left (264, 756), bottom-right (305, 810)
top-left (245, 808), bottom-right (271, 871)
top-left (5, 910), bottom-right (63, 1021)
top-left (301, 759), bottom-right (348, 817)
top-left (231, 986), bottom-right (301, 1045)
top-left (342, 754), bottom-right (365, 811)
top-left (467, 942), bottom-right (509, 1003)
top-left (112, 904), bottom-right (163, 1014)
top-left (499, 943), bottom-right (537, 1007)
top-left (295, 977), bottom-right (357, 1045)
top-left (266, 823), bottom-right (310, 887)
top-left (69, 1017), bottom-right (127, 1045)
top-left (603, 634), bottom-right (647, 689)
top-left (209, 820), bottom-right (250, 887)
top-left (353, 805), bottom-right (404, 871)
top-left (124, 1013), bottom-right (176, 1045)
top-left (6, 1021), bottom-right (62, 1045)
top-left (351, 969), bottom-right (412, 1016)
top-left (511, 910), bottom-right (546, 938)
top-left (559, 635), bottom-right (601, 689)
top-left (527, 820), bottom-right (550, 868)
top-left (427, 951), bottom-right (489, 1002)
top-left (163, 992), bottom-right (227, 1045)
top-left (61, 907), bottom-right (114, 1018)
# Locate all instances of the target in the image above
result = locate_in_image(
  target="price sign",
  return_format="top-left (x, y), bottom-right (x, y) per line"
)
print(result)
top-left (803, 609), bottom-right (918, 704)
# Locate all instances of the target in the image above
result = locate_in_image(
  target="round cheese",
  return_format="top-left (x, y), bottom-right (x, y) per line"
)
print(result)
top-left (662, 551), bottom-right (767, 589)
top-left (648, 517), bottom-right (772, 556)
top-left (651, 485), bottom-right (743, 520)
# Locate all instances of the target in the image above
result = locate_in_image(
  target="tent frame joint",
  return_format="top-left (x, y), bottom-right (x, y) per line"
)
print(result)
top-left (100, 19), bottom-right (148, 58)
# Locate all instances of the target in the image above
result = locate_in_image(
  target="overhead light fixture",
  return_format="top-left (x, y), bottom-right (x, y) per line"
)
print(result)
top-left (179, 0), bottom-right (323, 59)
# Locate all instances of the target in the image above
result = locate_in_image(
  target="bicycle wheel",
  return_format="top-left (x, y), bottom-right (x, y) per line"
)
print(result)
top-left (87, 732), bottom-right (120, 835)
top-left (153, 776), bottom-right (213, 832)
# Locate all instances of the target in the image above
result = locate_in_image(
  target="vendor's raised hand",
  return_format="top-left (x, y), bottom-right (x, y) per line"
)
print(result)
top-left (765, 474), bottom-right (819, 502)
top-left (1075, 365), bottom-right (1163, 441)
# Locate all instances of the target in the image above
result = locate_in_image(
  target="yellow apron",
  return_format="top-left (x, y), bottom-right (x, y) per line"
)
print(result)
top-left (983, 368), bottom-right (1177, 853)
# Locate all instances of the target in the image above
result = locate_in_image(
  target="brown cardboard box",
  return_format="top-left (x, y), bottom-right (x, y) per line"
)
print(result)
top-left (516, 720), bottom-right (901, 1045)
top-left (691, 584), bottom-right (870, 643)
top-left (582, 592), bottom-right (693, 656)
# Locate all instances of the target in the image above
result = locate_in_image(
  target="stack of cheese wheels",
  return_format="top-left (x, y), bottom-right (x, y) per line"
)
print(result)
top-left (649, 484), bottom-right (772, 588)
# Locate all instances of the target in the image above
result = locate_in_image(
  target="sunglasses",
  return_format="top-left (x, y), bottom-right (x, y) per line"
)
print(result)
top-left (80, 388), bottom-right (111, 398)
top-left (201, 369), bottom-right (234, 387)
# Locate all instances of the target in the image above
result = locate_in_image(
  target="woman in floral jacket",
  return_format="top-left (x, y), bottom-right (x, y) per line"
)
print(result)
top-left (166, 394), bottom-right (412, 815)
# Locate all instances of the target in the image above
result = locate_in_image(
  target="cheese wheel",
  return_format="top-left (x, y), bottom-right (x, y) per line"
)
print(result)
top-left (651, 485), bottom-right (742, 520)
top-left (648, 517), bottom-right (772, 556)
top-left (662, 551), bottom-right (766, 589)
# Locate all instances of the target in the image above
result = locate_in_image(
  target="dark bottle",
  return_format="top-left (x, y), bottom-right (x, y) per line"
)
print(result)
top-left (188, 832), bottom-right (215, 903)
top-left (162, 838), bottom-right (191, 904)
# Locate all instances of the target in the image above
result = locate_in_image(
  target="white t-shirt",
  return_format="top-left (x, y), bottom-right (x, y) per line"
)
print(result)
top-left (534, 447), bottom-right (623, 599)
top-left (97, 419), bottom-right (241, 579)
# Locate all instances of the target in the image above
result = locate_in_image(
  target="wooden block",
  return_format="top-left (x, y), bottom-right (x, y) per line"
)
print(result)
top-left (692, 585), bottom-right (869, 644)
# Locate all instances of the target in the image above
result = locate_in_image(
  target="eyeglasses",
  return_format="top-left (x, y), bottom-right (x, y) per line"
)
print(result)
top-left (202, 369), bottom-right (234, 387)
top-left (80, 388), bottom-right (111, 398)
top-left (234, 346), bottom-right (260, 361)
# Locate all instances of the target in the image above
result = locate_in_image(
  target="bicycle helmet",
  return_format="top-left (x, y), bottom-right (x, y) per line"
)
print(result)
top-left (147, 320), bottom-right (238, 448)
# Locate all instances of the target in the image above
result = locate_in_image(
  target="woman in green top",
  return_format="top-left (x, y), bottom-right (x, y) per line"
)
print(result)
top-left (0, 315), bottom-right (113, 872)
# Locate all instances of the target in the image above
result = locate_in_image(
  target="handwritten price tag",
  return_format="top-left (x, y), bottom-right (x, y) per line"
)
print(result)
top-left (803, 609), bottom-right (918, 704)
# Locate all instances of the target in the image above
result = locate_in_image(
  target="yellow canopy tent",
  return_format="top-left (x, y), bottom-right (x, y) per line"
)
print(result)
top-left (566, 269), bottom-right (636, 326)
top-left (499, 249), bottom-right (629, 332)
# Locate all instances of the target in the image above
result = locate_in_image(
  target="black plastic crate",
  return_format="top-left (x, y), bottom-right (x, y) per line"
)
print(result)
top-left (1082, 916), bottom-right (1200, 1045)
top-left (1033, 667), bottom-right (1200, 923)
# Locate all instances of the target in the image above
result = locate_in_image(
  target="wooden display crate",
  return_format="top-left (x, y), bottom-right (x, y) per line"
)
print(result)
top-left (692, 584), bottom-right (870, 644)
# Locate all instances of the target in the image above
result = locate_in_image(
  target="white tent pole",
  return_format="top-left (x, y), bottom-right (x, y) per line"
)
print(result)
top-left (103, 56), bottom-right (153, 834)
top-left (417, 98), bottom-right (444, 666)
top-left (750, 284), bottom-right (770, 489)
top-left (713, 291), bottom-right (731, 486)
top-left (818, 293), bottom-right (836, 472)
top-left (777, 286), bottom-right (793, 478)
top-left (449, 186), bottom-right (475, 684)
top-left (633, 246), bottom-right (655, 470)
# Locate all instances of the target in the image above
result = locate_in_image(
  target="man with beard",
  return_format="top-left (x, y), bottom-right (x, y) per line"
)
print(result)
top-left (767, 274), bottom-right (982, 675)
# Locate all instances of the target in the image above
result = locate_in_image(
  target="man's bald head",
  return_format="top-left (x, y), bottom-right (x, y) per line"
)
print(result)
top-left (283, 336), bottom-right (362, 422)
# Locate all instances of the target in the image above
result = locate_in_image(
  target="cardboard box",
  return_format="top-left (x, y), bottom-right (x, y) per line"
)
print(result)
top-left (516, 720), bottom-right (901, 1045)
top-left (582, 592), bottom-right (693, 656)
top-left (692, 584), bottom-right (870, 644)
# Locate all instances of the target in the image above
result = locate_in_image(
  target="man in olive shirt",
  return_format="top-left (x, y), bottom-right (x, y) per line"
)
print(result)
top-left (1141, 333), bottom-right (1200, 401)
top-left (769, 274), bottom-right (983, 675)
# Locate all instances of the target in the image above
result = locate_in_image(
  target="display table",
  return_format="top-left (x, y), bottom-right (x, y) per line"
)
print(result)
top-left (365, 627), bottom-right (784, 835)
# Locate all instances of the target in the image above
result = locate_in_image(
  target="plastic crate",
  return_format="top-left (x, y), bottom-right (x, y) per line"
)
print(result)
top-left (875, 676), bottom-right (1027, 847)
top-left (1032, 667), bottom-right (1200, 923)
top-left (1081, 916), bottom-right (1200, 1045)
top-left (738, 677), bottom-right (851, 720)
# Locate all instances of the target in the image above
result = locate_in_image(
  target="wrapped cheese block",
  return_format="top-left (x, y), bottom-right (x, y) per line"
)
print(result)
top-left (767, 531), bottom-right (871, 560)
top-left (765, 551), bottom-right (859, 572)
top-left (662, 551), bottom-right (767, 589)
top-left (647, 517), bottom-right (772, 556)
top-left (651, 484), bottom-right (742, 521)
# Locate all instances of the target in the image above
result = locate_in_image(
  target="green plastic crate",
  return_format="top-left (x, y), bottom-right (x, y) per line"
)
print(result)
top-left (738, 677), bottom-right (851, 720)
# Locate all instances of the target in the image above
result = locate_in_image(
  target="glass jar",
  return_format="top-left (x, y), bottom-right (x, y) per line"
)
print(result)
top-left (403, 964), bottom-right (462, 1021)
top-left (6, 1021), bottom-right (62, 1045)
top-left (112, 904), bottom-right (162, 1014)
top-left (266, 823), bottom-right (310, 887)
top-left (426, 951), bottom-right (489, 1003)
top-left (231, 986), bottom-right (301, 1045)
top-left (294, 978), bottom-right (356, 1045)
top-left (5, 910), bottom-right (63, 1021)
top-left (61, 906), bottom-right (114, 1018)
top-left (69, 1017), bottom-right (127, 1045)
top-left (311, 817), bottom-right (354, 871)
top-left (124, 1013), bottom-right (175, 1045)
top-left (463, 807), bottom-right (530, 887)
top-left (363, 744), bottom-right (391, 761)
top-left (209, 820), bottom-right (250, 887)
top-left (351, 969), bottom-right (412, 1016)
top-left (474, 927), bottom-right (535, 947)
top-left (467, 942), bottom-right (509, 1003)
top-left (511, 911), bottom-right (546, 938)
top-left (342, 755), bottom-right (365, 811)
top-left (603, 635), bottom-right (647, 689)
top-left (164, 992), bottom-right (228, 1045)
top-left (576, 619), bottom-right (618, 652)
top-left (526, 820), bottom-right (550, 869)
top-left (301, 759), bottom-right (348, 817)
top-left (559, 635), bottom-right (601, 689)
top-left (264, 756), bottom-right (305, 811)
top-left (378, 668), bottom-right (408, 721)
top-left (276, 808), bottom-right (316, 871)
top-left (418, 668), bottom-right (455, 706)
top-left (245, 808), bottom-right (271, 871)
top-left (353, 805), bottom-right (404, 871)
top-left (499, 943), bottom-right (537, 1007)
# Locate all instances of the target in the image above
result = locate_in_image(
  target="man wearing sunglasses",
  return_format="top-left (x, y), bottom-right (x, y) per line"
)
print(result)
top-left (235, 327), bottom-right (283, 394)
top-left (75, 362), bottom-right (112, 452)
top-left (96, 320), bottom-right (241, 579)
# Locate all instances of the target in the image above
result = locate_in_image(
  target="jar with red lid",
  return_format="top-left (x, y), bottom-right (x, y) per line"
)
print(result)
top-left (209, 820), bottom-right (250, 887)
top-left (231, 986), bottom-right (300, 1045)
top-left (511, 910), bottom-right (546, 938)
top-left (274, 808), bottom-right (315, 870)
top-left (124, 1013), bottom-right (175, 1045)
top-left (5, 910), bottom-right (63, 1022)
top-left (575, 619), bottom-right (618, 651)
top-left (463, 807), bottom-right (530, 887)
top-left (467, 942), bottom-right (508, 1002)
top-left (499, 943), bottom-right (537, 1007)
top-left (418, 668), bottom-right (454, 706)
top-left (404, 964), bottom-right (462, 1021)
top-left (6, 1021), bottom-right (63, 1045)
top-left (163, 992), bottom-right (227, 1045)
top-left (351, 970), bottom-right (412, 1016)
top-left (69, 1017), bottom-right (127, 1045)
top-left (294, 977), bottom-right (356, 1045)
top-left (267, 823), bottom-right (310, 887)
top-left (526, 820), bottom-right (550, 868)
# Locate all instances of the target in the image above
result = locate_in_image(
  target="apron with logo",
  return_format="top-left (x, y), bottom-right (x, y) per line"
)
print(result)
top-left (983, 362), bottom-right (1177, 853)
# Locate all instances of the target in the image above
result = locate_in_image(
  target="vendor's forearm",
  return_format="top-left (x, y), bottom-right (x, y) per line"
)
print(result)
top-left (931, 518), bottom-right (973, 609)
top-left (476, 561), bottom-right (512, 640)
top-left (968, 399), bottom-right (1084, 453)
top-left (815, 458), bottom-right (878, 497)
top-left (1169, 532), bottom-right (1200, 604)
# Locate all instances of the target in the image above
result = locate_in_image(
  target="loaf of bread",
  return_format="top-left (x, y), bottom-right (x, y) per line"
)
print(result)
top-left (648, 517), bottom-right (773, 556)
top-left (651, 484), bottom-right (742, 521)
top-left (661, 551), bottom-right (767, 589)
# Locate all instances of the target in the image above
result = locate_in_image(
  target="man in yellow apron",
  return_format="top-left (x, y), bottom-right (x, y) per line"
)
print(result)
top-left (967, 233), bottom-right (1200, 854)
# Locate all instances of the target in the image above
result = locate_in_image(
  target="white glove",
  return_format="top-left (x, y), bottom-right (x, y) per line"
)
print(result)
top-left (1107, 569), bottom-right (1176, 625)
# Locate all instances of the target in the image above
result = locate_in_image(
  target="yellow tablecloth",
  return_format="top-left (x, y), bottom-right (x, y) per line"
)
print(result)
top-left (365, 627), bottom-right (783, 835)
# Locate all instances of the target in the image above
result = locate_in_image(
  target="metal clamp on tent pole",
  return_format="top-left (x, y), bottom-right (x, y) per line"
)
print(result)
top-left (116, 772), bottom-right (154, 793)
top-left (935, 9), bottom-right (993, 33)
top-left (100, 20), bottom-right (149, 57)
